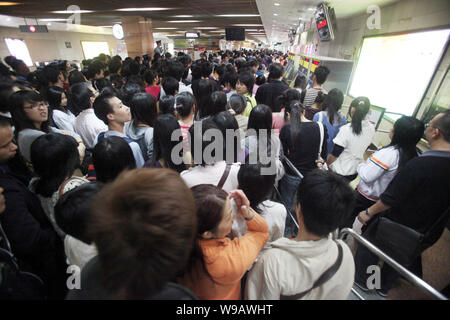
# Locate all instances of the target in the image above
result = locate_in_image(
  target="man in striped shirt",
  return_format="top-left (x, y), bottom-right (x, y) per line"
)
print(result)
top-left (302, 66), bottom-right (330, 108)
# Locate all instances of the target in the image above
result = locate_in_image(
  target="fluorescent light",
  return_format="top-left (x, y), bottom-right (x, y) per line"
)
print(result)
top-left (167, 20), bottom-right (200, 23)
top-left (274, 3), bottom-right (280, 6)
top-left (52, 10), bottom-right (94, 13)
top-left (274, 13), bottom-right (278, 16)
top-left (155, 27), bottom-right (178, 30)
top-left (194, 27), bottom-right (218, 30)
top-left (116, 7), bottom-right (170, 12)
top-left (38, 18), bottom-right (69, 22)
top-left (172, 15), bottom-right (194, 18)
top-left (217, 14), bottom-right (260, 17)
top-left (0, 2), bottom-right (22, 5)
top-left (232, 24), bottom-right (263, 26)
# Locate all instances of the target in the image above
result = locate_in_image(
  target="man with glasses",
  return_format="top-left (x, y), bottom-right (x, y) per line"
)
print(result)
top-left (354, 111), bottom-right (450, 297)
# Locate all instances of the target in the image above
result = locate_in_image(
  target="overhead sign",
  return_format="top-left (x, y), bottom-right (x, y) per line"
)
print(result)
top-left (185, 32), bottom-right (200, 38)
top-left (19, 25), bottom-right (48, 33)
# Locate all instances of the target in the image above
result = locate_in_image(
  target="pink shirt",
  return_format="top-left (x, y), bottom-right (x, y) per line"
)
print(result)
top-left (272, 108), bottom-right (285, 137)
top-left (145, 85), bottom-right (161, 100)
top-left (178, 120), bottom-right (192, 153)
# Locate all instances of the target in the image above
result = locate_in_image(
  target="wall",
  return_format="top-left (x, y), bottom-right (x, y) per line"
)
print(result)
top-left (0, 26), bottom-right (124, 65)
top-left (316, 0), bottom-right (450, 148)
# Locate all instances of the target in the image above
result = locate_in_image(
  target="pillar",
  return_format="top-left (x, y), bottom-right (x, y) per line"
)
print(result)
top-left (121, 16), bottom-right (155, 58)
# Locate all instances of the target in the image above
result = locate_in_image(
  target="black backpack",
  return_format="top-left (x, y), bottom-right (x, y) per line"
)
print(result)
top-left (0, 224), bottom-right (45, 300)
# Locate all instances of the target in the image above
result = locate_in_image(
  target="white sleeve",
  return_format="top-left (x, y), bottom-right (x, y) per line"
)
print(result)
top-left (245, 254), bottom-right (280, 300)
top-left (357, 148), bottom-right (394, 183)
top-left (333, 126), bottom-right (348, 148)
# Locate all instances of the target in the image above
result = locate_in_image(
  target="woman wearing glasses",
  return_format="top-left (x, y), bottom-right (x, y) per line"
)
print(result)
top-left (9, 90), bottom-right (85, 164)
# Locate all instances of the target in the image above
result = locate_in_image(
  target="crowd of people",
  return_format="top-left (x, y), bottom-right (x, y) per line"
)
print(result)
top-left (0, 47), bottom-right (448, 300)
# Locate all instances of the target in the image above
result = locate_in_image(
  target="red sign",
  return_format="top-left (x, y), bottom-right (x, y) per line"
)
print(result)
top-left (29, 25), bottom-right (36, 33)
top-left (317, 19), bottom-right (328, 29)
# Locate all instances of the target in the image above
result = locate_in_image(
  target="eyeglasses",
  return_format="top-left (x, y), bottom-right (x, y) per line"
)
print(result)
top-left (23, 102), bottom-right (48, 110)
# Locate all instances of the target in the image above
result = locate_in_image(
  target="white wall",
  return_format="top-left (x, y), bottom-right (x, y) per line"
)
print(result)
top-left (0, 26), bottom-right (124, 65)
top-left (315, 0), bottom-right (450, 149)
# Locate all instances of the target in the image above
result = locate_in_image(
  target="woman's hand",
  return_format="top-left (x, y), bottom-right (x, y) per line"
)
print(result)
top-left (229, 189), bottom-right (255, 221)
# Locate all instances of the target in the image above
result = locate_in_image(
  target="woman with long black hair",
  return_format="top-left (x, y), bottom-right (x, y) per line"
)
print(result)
top-left (327, 96), bottom-right (375, 181)
top-left (340, 115), bottom-right (425, 228)
top-left (47, 86), bottom-right (76, 132)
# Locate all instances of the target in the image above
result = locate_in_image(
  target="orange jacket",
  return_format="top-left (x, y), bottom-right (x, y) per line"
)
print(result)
top-left (180, 213), bottom-right (269, 300)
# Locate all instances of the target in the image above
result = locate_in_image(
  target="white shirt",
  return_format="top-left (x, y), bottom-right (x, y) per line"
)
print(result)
top-left (159, 81), bottom-right (193, 98)
top-left (53, 109), bottom-right (76, 133)
top-left (330, 120), bottom-right (376, 176)
top-left (74, 109), bottom-right (108, 150)
top-left (258, 200), bottom-right (286, 251)
top-left (357, 146), bottom-right (400, 201)
top-left (64, 235), bottom-right (98, 270)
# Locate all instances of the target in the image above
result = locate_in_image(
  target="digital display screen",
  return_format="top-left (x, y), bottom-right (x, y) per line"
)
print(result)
top-left (349, 29), bottom-right (450, 116)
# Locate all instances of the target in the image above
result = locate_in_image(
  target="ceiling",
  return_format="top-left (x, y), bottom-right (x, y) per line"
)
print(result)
top-left (256, 0), bottom-right (401, 44)
top-left (0, 0), bottom-right (268, 43)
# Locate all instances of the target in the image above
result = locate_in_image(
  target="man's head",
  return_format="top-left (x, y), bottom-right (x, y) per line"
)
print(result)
top-left (156, 40), bottom-right (162, 46)
top-left (313, 66), bottom-right (330, 85)
top-left (87, 60), bottom-right (105, 80)
top-left (296, 170), bottom-right (355, 237)
top-left (0, 118), bottom-right (17, 163)
top-left (93, 92), bottom-right (131, 126)
top-left (425, 110), bottom-right (450, 146)
top-left (268, 63), bottom-right (284, 80)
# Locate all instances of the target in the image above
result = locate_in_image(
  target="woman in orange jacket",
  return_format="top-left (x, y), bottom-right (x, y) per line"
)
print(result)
top-left (179, 185), bottom-right (269, 300)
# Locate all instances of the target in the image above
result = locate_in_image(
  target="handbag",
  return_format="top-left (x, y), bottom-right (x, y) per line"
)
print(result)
top-left (367, 207), bottom-right (449, 267)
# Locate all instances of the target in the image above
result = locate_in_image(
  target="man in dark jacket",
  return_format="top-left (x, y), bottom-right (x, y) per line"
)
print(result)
top-left (255, 63), bottom-right (289, 112)
top-left (0, 118), bottom-right (66, 299)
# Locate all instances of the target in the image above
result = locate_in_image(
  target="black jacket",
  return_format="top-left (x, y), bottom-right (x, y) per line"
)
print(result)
top-left (255, 80), bottom-right (289, 112)
top-left (0, 164), bottom-right (66, 299)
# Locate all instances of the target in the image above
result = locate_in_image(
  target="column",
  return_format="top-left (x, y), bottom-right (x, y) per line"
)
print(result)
top-left (121, 16), bottom-right (155, 58)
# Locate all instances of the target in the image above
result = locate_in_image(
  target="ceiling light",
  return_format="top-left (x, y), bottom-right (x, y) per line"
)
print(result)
top-left (274, 13), bottom-right (278, 16)
top-left (210, 30), bottom-right (225, 33)
top-left (232, 24), bottom-right (263, 27)
top-left (217, 14), bottom-right (260, 17)
top-left (155, 27), bottom-right (177, 30)
top-left (172, 15), bottom-right (194, 18)
top-left (116, 7), bottom-right (170, 12)
top-left (194, 27), bottom-right (218, 30)
top-left (274, 3), bottom-right (280, 6)
top-left (0, 2), bottom-right (22, 5)
top-left (52, 10), bottom-right (94, 13)
top-left (38, 18), bottom-right (69, 22)
top-left (98, 26), bottom-right (113, 28)
top-left (308, 8), bottom-right (315, 11)
top-left (167, 20), bottom-right (201, 23)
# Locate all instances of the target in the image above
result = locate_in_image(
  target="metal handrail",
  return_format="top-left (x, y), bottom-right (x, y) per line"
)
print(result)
top-left (280, 154), bottom-right (304, 179)
top-left (340, 228), bottom-right (447, 300)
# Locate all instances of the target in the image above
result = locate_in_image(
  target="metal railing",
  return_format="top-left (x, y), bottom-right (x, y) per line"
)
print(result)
top-left (340, 228), bottom-right (447, 300)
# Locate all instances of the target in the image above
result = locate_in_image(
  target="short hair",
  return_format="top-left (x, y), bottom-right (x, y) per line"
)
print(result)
top-left (69, 82), bottom-right (94, 113)
top-left (42, 65), bottom-right (61, 84)
top-left (93, 92), bottom-right (116, 125)
top-left (162, 77), bottom-right (179, 96)
top-left (68, 70), bottom-right (86, 86)
top-left (314, 66), bottom-right (330, 85)
top-left (200, 61), bottom-right (213, 78)
top-left (433, 110), bottom-right (450, 143)
top-left (30, 133), bottom-right (80, 198)
top-left (121, 82), bottom-right (144, 106)
top-left (93, 136), bottom-right (136, 183)
top-left (129, 92), bottom-right (157, 127)
top-left (167, 61), bottom-right (185, 81)
top-left (268, 63), bottom-right (284, 80)
top-left (159, 95), bottom-right (175, 116)
top-left (87, 60), bottom-right (104, 79)
top-left (238, 163), bottom-right (275, 213)
top-left (54, 182), bottom-right (104, 244)
top-left (297, 170), bottom-right (355, 237)
top-left (222, 72), bottom-right (238, 89)
top-left (143, 70), bottom-right (158, 86)
top-left (0, 82), bottom-right (14, 113)
top-left (90, 168), bottom-right (197, 299)
top-left (109, 59), bottom-right (121, 74)
top-left (237, 72), bottom-right (255, 96)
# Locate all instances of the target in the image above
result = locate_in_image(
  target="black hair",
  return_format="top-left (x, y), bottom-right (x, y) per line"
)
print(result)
top-left (279, 88), bottom-right (301, 114)
top-left (69, 82), bottom-right (94, 114)
top-left (152, 114), bottom-right (186, 173)
top-left (433, 110), bottom-right (450, 143)
top-left (162, 77), bottom-right (179, 96)
top-left (227, 94), bottom-right (246, 115)
top-left (200, 61), bottom-right (213, 78)
top-left (42, 65), bottom-right (62, 85)
top-left (207, 91), bottom-right (227, 118)
top-left (93, 92), bottom-right (116, 125)
top-left (196, 79), bottom-right (215, 119)
top-left (0, 82), bottom-right (14, 113)
top-left (110, 73), bottom-right (124, 90)
top-left (129, 92), bottom-right (157, 127)
top-left (175, 92), bottom-right (196, 119)
top-left (47, 86), bottom-right (67, 113)
top-left (297, 170), bottom-right (355, 237)
top-left (68, 70), bottom-right (86, 86)
top-left (349, 97), bottom-right (371, 135)
top-left (213, 111), bottom-right (240, 163)
top-left (237, 163), bottom-right (275, 214)
top-left (93, 136), bottom-right (136, 183)
top-left (294, 75), bottom-right (306, 90)
top-left (30, 133), bottom-right (80, 197)
top-left (286, 100), bottom-right (305, 143)
top-left (167, 61), bottom-right (185, 81)
top-left (121, 82), bottom-right (144, 106)
top-left (222, 72), bottom-right (238, 89)
top-left (247, 104), bottom-right (273, 157)
top-left (268, 63), bottom-right (284, 80)
top-left (159, 95), bottom-right (175, 116)
top-left (87, 60), bottom-right (104, 79)
top-left (94, 78), bottom-right (113, 93)
top-left (314, 66), bottom-right (330, 85)
top-left (237, 72), bottom-right (255, 96)
top-left (385, 116), bottom-right (424, 170)
top-left (54, 182), bottom-right (104, 244)
top-left (9, 90), bottom-right (51, 135)
top-left (109, 59), bottom-right (121, 74)
top-left (143, 70), bottom-right (158, 86)
top-left (323, 88), bottom-right (344, 125)
top-left (188, 118), bottom-right (221, 166)
top-left (255, 75), bottom-right (266, 86)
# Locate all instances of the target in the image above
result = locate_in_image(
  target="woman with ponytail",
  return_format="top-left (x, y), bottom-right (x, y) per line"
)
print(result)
top-left (272, 88), bottom-right (301, 135)
top-left (175, 91), bottom-right (196, 154)
top-left (327, 97), bottom-right (375, 181)
top-left (340, 115), bottom-right (424, 228)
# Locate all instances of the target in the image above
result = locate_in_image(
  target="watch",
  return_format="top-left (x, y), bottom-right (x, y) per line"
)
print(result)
top-left (365, 208), bottom-right (371, 217)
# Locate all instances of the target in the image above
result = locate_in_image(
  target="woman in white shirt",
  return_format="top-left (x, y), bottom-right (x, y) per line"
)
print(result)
top-left (340, 116), bottom-right (425, 228)
top-left (327, 97), bottom-right (375, 181)
top-left (227, 94), bottom-right (248, 140)
top-left (48, 86), bottom-right (76, 132)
